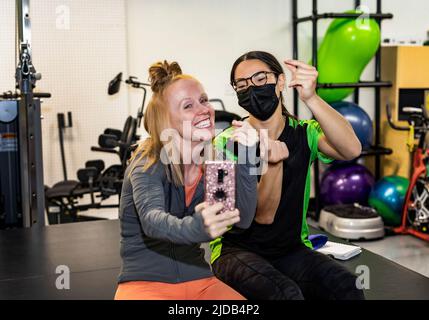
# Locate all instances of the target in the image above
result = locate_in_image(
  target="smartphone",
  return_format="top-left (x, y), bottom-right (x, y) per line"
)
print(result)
top-left (204, 161), bottom-right (236, 214)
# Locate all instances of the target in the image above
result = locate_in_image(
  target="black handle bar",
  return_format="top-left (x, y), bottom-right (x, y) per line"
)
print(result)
top-left (386, 103), bottom-right (429, 132)
top-left (0, 91), bottom-right (51, 99)
top-left (386, 104), bottom-right (409, 131)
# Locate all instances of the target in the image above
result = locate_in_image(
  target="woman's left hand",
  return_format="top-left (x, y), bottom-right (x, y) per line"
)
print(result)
top-left (260, 138), bottom-right (289, 164)
top-left (285, 59), bottom-right (318, 104)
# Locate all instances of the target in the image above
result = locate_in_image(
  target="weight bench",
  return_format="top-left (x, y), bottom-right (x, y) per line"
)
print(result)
top-left (44, 116), bottom-right (137, 224)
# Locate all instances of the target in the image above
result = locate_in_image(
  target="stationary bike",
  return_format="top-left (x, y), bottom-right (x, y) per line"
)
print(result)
top-left (386, 104), bottom-right (429, 241)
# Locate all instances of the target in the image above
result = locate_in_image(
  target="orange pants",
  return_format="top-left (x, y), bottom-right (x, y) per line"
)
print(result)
top-left (114, 276), bottom-right (245, 300)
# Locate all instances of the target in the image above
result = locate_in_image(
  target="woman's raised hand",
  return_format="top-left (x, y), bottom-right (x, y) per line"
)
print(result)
top-left (285, 59), bottom-right (318, 104)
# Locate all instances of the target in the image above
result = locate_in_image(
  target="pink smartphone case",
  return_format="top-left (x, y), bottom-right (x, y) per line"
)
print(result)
top-left (204, 161), bottom-right (236, 213)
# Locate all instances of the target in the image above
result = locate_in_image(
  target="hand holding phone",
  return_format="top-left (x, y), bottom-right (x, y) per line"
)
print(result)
top-left (195, 202), bottom-right (240, 239)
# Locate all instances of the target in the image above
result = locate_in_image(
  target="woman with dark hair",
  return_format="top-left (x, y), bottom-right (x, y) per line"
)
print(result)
top-left (210, 51), bottom-right (365, 300)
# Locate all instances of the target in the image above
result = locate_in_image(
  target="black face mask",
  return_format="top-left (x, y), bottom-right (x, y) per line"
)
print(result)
top-left (237, 84), bottom-right (279, 121)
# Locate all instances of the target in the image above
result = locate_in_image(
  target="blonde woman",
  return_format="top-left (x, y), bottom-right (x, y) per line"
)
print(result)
top-left (114, 61), bottom-right (258, 300)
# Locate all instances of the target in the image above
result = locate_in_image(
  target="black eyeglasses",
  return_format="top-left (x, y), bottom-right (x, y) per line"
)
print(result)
top-left (232, 71), bottom-right (277, 93)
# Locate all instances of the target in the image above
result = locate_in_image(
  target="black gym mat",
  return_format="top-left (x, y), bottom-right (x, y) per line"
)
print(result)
top-left (0, 220), bottom-right (428, 300)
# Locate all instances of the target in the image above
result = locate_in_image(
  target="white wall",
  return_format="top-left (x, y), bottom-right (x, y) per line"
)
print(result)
top-left (126, 0), bottom-right (294, 123)
top-left (126, 0), bottom-right (429, 122)
top-left (1, 0), bottom-right (129, 187)
top-left (0, 1), bottom-right (16, 92)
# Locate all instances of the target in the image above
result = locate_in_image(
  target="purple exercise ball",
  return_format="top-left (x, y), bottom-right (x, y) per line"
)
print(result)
top-left (320, 163), bottom-right (375, 206)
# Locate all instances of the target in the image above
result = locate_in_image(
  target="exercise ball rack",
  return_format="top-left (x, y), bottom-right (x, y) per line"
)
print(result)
top-left (291, 0), bottom-right (394, 220)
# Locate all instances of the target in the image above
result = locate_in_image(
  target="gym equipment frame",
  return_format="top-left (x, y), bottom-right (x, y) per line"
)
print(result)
top-left (16, 0), bottom-right (50, 227)
top-left (292, 0), bottom-right (393, 219)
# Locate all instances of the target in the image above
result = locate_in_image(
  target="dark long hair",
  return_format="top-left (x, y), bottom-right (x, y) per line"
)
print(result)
top-left (230, 51), bottom-right (296, 119)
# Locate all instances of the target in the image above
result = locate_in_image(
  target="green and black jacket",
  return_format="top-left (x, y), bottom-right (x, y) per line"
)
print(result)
top-left (211, 117), bottom-right (333, 262)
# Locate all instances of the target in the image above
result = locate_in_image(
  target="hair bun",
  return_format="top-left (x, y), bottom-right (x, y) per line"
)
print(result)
top-left (149, 60), bottom-right (182, 93)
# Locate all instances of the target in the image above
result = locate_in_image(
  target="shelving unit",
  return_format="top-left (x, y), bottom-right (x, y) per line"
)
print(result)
top-left (291, 0), bottom-right (393, 219)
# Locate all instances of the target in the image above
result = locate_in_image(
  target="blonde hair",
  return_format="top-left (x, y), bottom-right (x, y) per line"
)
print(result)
top-left (129, 60), bottom-right (197, 186)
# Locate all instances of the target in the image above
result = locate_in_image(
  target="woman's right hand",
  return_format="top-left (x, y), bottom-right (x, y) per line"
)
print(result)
top-left (195, 202), bottom-right (240, 239)
top-left (231, 120), bottom-right (259, 147)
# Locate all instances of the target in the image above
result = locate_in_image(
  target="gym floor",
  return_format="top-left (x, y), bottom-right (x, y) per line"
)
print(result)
top-left (307, 218), bottom-right (429, 278)
top-left (80, 205), bottom-right (429, 280)
top-left (354, 235), bottom-right (429, 278)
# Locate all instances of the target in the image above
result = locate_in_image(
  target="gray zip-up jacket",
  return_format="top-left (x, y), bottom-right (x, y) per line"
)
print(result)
top-left (118, 147), bottom-right (257, 283)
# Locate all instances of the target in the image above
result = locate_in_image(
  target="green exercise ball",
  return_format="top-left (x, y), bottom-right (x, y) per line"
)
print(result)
top-left (317, 10), bottom-right (381, 103)
top-left (368, 176), bottom-right (409, 226)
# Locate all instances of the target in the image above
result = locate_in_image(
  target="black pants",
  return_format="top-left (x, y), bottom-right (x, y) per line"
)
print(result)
top-left (212, 243), bottom-right (365, 300)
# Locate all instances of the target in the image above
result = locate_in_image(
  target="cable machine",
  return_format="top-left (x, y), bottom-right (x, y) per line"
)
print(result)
top-left (0, 0), bottom-right (50, 228)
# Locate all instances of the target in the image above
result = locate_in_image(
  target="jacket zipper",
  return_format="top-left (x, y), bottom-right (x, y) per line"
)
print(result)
top-left (171, 190), bottom-right (195, 282)
top-left (167, 176), bottom-right (181, 282)
top-left (170, 242), bottom-right (180, 282)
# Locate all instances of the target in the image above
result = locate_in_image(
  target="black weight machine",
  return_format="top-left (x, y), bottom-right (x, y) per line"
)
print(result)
top-left (44, 74), bottom-right (147, 224)
top-left (0, 0), bottom-right (51, 229)
top-left (44, 112), bottom-right (127, 224)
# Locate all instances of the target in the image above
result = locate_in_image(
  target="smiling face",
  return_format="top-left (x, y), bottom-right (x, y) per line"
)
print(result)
top-left (165, 78), bottom-right (215, 145)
